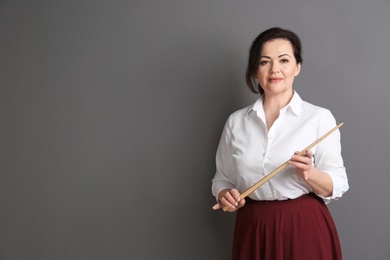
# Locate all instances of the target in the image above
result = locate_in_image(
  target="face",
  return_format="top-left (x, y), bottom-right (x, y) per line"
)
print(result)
top-left (256, 38), bottom-right (301, 97)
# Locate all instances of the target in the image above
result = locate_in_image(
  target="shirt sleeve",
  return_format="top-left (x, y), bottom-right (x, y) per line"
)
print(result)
top-left (211, 118), bottom-right (236, 201)
top-left (314, 110), bottom-right (349, 204)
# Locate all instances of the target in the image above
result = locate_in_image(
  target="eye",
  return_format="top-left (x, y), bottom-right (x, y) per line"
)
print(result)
top-left (259, 60), bottom-right (270, 66)
top-left (280, 59), bottom-right (289, 64)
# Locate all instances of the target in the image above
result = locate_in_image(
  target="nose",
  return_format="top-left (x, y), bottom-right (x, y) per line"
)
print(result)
top-left (270, 62), bottom-right (280, 73)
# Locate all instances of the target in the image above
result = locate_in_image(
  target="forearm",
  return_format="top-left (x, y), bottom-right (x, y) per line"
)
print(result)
top-left (305, 167), bottom-right (333, 197)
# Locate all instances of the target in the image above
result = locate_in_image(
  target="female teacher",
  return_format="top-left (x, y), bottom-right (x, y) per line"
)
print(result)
top-left (211, 27), bottom-right (349, 260)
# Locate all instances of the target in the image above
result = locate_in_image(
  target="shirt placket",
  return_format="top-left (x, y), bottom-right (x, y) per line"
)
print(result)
top-left (260, 128), bottom-right (273, 198)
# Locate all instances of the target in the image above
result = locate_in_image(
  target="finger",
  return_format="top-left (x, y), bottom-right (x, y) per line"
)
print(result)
top-left (237, 198), bottom-right (246, 208)
top-left (291, 154), bottom-right (311, 165)
top-left (222, 193), bottom-right (240, 209)
top-left (220, 197), bottom-right (236, 210)
top-left (212, 202), bottom-right (221, 210)
top-left (306, 149), bottom-right (313, 158)
top-left (290, 161), bottom-right (307, 171)
top-left (226, 191), bottom-right (239, 206)
top-left (230, 189), bottom-right (241, 203)
top-left (227, 196), bottom-right (239, 208)
top-left (290, 160), bottom-right (312, 176)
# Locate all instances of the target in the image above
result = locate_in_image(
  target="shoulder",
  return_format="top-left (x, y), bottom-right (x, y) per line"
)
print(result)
top-left (301, 99), bottom-right (328, 113)
top-left (300, 100), bottom-right (339, 136)
top-left (301, 100), bottom-right (334, 121)
top-left (225, 104), bottom-right (253, 126)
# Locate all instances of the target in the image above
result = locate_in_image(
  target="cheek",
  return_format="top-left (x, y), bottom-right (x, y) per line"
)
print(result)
top-left (255, 68), bottom-right (267, 80)
top-left (285, 67), bottom-right (298, 77)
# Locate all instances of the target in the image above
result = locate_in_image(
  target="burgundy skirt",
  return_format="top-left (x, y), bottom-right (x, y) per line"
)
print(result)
top-left (232, 193), bottom-right (342, 260)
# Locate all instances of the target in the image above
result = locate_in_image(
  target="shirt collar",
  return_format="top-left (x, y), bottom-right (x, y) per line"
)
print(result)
top-left (245, 90), bottom-right (303, 116)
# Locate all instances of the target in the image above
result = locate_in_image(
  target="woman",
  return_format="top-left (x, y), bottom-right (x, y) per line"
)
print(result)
top-left (211, 27), bottom-right (349, 260)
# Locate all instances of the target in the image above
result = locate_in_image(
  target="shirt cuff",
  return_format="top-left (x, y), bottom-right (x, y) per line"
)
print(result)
top-left (317, 174), bottom-right (349, 204)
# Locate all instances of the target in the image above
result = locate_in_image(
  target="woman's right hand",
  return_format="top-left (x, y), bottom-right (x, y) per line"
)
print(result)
top-left (212, 188), bottom-right (245, 212)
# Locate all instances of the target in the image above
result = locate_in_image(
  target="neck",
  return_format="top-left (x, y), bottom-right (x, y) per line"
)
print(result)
top-left (263, 90), bottom-right (294, 129)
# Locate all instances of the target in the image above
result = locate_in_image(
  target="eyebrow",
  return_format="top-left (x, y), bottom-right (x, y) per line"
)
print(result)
top-left (260, 54), bottom-right (291, 59)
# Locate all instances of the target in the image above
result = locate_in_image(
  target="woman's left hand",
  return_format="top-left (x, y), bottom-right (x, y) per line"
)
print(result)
top-left (289, 150), bottom-right (313, 180)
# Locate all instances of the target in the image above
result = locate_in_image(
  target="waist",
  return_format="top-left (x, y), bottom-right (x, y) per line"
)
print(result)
top-left (245, 193), bottom-right (322, 205)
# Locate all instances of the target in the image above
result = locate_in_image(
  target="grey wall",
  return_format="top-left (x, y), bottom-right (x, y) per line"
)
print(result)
top-left (1, 0), bottom-right (389, 259)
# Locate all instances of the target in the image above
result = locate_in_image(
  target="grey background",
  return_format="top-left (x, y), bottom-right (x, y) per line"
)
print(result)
top-left (1, 0), bottom-right (389, 259)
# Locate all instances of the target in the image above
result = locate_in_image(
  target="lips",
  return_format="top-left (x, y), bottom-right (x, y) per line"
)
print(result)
top-left (268, 77), bottom-right (283, 83)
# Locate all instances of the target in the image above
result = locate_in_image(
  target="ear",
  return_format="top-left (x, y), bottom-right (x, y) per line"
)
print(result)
top-left (294, 63), bottom-right (301, 77)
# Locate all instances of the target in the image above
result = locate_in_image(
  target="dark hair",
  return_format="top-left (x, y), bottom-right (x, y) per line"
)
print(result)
top-left (245, 27), bottom-right (303, 94)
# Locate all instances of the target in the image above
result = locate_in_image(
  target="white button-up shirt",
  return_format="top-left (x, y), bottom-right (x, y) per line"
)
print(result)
top-left (212, 91), bottom-right (349, 204)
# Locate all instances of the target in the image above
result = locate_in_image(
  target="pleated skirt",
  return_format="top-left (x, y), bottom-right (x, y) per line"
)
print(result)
top-left (232, 193), bottom-right (342, 260)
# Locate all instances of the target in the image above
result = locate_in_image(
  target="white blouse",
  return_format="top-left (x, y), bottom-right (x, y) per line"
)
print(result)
top-left (212, 91), bottom-right (349, 204)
